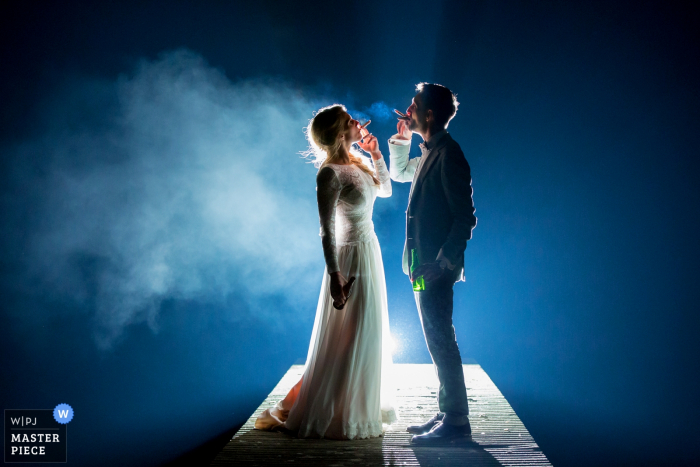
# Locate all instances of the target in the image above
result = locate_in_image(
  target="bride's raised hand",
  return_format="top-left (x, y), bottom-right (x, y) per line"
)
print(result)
top-left (357, 134), bottom-right (381, 160)
top-left (330, 272), bottom-right (356, 310)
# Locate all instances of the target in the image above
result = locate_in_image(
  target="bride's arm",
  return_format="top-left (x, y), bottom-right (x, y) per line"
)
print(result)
top-left (358, 134), bottom-right (392, 198)
top-left (373, 155), bottom-right (392, 198)
top-left (316, 166), bottom-right (341, 274)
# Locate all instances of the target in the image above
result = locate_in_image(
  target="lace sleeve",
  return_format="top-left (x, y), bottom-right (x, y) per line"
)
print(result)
top-left (373, 156), bottom-right (392, 198)
top-left (316, 166), bottom-right (342, 273)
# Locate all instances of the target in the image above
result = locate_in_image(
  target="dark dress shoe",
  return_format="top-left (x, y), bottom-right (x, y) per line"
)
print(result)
top-left (406, 412), bottom-right (444, 434)
top-left (411, 420), bottom-right (472, 445)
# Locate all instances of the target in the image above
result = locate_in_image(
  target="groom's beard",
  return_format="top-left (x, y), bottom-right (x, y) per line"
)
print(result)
top-left (408, 117), bottom-right (420, 133)
top-left (409, 118), bottom-right (426, 137)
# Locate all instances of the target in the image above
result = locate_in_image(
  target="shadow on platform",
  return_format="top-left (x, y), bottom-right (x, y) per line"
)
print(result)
top-left (163, 422), bottom-right (244, 467)
top-left (209, 364), bottom-right (551, 466)
top-left (407, 441), bottom-right (507, 467)
top-left (209, 423), bottom-right (505, 467)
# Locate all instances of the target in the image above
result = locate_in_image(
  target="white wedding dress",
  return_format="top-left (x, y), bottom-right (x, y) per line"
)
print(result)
top-left (255, 155), bottom-right (397, 439)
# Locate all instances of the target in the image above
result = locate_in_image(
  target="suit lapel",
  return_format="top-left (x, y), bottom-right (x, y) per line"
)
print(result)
top-left (409, 133), bottom-right (451, 207)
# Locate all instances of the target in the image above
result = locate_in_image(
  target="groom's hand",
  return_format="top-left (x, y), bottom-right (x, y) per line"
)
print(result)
top-left (395, 119), bottom-right (412, 140)
top-left (412, 262), bottom-right (445, 283)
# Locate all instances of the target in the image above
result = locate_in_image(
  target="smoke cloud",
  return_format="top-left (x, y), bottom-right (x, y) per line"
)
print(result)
top-left (346, 101), bottom-right (395, 126)
top-left (2, 50), bottom-right (335, 349)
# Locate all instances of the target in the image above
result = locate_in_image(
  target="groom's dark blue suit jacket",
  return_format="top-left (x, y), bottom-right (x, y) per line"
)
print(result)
top-left (406, 132), bottom-right (477, 278)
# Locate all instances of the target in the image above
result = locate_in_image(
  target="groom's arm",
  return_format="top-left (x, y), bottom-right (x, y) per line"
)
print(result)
top-left (388, 137), bottom-right (419, 183)
top-left (438, 144), bottom-right (477, 266)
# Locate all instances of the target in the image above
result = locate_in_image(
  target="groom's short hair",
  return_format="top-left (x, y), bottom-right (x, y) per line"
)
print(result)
top-left (416, 83), bottom-right (459, 129)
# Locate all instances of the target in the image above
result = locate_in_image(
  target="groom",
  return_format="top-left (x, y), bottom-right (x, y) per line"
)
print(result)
top-left (388, 83), bottom-right (477, 445)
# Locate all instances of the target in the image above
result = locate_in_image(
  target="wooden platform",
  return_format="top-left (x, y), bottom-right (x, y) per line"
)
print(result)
top-left (211, 364), bottom-right (551, 466)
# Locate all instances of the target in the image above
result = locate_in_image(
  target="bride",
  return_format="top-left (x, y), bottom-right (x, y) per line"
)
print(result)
top-left (254, 104), bottom-right (397, 439)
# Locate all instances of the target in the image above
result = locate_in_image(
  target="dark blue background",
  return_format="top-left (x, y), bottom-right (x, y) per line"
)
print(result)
top-left (1, 1), bottom-right (699, 466)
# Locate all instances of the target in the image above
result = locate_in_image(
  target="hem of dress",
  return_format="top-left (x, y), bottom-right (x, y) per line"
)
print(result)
top-left (296, 419), bottom-right (385, 440)
top-left (382, 407), bottom-right (398, 425)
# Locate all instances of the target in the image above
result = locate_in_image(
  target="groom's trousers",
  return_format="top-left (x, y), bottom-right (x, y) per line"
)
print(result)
top-left (414, 267), bottom-right (470, 426)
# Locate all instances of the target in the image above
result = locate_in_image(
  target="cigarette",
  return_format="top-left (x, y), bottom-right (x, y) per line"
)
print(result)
top-left (394, 109), bottom-right (410, 119)
top-left (360, 120), bottom-right (371, 137)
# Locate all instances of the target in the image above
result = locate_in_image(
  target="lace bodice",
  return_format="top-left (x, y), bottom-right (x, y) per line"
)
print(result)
top-left (316, 157), bottom-right (391, 273)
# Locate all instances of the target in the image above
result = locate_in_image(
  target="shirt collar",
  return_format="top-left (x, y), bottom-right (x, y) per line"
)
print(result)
top-left (421, 129), bottom-right (448, 151)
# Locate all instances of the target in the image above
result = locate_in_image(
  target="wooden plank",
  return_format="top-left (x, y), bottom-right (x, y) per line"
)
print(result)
top-left (211, 364), bottom-right (551, 466)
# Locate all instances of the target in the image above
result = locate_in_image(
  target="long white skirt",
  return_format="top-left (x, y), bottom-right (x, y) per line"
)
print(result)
top-left (256, 234), bottom-right (397, 439)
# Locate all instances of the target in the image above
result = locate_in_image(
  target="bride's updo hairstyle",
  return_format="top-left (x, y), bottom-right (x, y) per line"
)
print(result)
top-left (306, 104), bottom-right (379, 185)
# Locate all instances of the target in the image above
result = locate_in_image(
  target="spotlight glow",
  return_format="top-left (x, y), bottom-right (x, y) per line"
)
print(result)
top-left (390, 335), bottom-right (400, 355)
